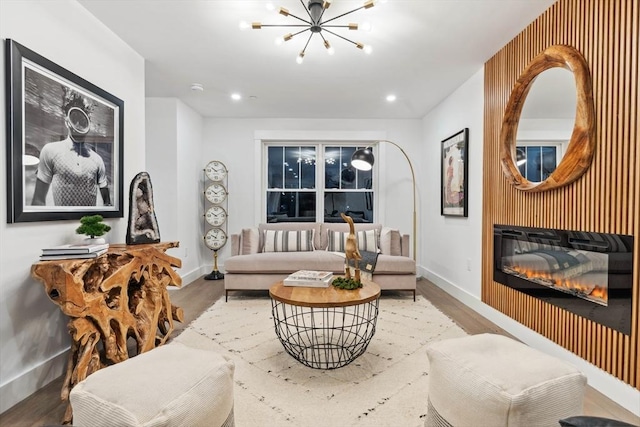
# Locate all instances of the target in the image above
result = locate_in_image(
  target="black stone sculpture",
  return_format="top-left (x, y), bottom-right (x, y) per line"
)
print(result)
top-left (126, 172), bottom-right (161, 245)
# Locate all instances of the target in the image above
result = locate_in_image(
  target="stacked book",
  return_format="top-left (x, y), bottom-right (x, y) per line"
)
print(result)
top-left (40, 243), bottom-right (109, 261)
top-left (283, 270), bottom-right (333, 287)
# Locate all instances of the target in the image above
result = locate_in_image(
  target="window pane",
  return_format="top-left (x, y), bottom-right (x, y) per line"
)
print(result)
top-left (325, 147), bottom-right (340, 189)
top-left (351, 146), bottom-right (373, 189)
top-left (340, 147), bottom-right (357, 189)
top-left (284, 147), bottom-right (299, 189)
top-left (541, 146), bottom-right (557, 180)
top-left (526, 146), bottom-right (541, 182)
top-left (299, 147), bottom-right (316, 189)
top-left (267, 147), bottom-right (283, 189)
top-left (266, 191), bottom-right (315, 222)
top-left (323, 192), bottom-right (373, 223)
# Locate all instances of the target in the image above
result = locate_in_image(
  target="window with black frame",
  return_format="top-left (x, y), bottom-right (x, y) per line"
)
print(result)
top-left (516, 143), bottom-right (562, 182)
top-left (266, 145), bottom-right (373, 223)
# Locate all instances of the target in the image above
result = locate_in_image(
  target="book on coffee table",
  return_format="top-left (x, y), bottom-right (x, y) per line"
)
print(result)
top-left (284, 270), bottom-right (333, 287)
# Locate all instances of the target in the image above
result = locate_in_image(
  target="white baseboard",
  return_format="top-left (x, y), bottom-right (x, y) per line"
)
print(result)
top-left (177, 265), bottom-right (208, 288)
top-left (421, 267), bottom-right (640, 416)
top-left (0, 349), bottom-right (68, 414)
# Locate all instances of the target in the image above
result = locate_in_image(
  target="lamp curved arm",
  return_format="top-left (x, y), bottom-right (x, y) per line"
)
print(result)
top-left (377, 140), bottom-right (417, 262)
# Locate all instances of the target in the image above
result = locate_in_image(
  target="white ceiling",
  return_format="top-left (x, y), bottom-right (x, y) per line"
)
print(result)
top-left (78, 0), bottom-right (556, 119)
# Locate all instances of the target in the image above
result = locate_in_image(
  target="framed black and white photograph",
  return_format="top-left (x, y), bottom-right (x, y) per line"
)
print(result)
top-left (441, 128), bottom-right (469, 217)
top-left (6, 39), bottom-right (124, 223)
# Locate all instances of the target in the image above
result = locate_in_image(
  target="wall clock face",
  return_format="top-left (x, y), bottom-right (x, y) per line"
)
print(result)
top-left (204, 228), bottom-right (227, 250)
top-left (205, 183), bottom-right (228, 204)
top-left (205, 206), bottom-right (227, 226)
top-left (205, 160), bottom-right (228, 182)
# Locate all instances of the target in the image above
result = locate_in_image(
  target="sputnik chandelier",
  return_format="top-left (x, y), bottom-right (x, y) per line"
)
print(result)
top-left (242, 0), bottom-right (380, 64)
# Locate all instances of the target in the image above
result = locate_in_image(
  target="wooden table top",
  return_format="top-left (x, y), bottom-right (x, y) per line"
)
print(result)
top-left (269, 279), bottom-right (381, 308)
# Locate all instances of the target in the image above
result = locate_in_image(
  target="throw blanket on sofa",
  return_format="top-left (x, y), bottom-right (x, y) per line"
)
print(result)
top-left (348, 250), bottom-right (379, 273)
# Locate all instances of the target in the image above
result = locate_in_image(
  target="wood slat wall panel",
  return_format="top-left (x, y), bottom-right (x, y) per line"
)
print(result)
top-left (482, 0), bottom-right (639, 389)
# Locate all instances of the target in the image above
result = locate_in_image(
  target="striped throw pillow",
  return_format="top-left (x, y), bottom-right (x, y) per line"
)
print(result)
top-left (262, 229), bottom-right (314, 252)
top-left (327, 229), bottom-right (379, 253)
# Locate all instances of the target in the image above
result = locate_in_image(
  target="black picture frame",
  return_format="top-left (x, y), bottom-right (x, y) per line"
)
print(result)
top-left (441, 128), bottom-right (469, 217)
top-left (5, 39), bottom-right (124, 223)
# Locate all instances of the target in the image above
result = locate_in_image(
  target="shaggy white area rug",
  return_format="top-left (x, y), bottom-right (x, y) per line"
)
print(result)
top-left (174, 294), bottom-right (467, 427)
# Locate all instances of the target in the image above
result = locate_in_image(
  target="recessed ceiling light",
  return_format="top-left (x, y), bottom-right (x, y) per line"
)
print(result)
top-left (191, 83), bottom-right (204, 92)
top-left (386, 94), bottom-right (397, 102)
top-left (231, 93), bottom-right (242, 101)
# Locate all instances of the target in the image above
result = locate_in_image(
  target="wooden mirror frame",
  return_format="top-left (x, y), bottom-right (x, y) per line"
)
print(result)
top-left (500, 45), bottom-right (595, 192)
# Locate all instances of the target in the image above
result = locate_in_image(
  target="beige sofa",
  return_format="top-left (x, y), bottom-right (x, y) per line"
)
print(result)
top-left (224, 222), bottom-right (416, 300)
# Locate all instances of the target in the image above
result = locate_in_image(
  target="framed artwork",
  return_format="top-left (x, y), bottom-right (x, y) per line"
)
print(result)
top-left (441, 128), bottom-right (469, 217)
top-left (5, 39), bottom-right (124, 223)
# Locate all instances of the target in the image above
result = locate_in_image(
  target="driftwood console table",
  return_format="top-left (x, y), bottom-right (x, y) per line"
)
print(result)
top-left (31, 242), bottom-right (183, 424)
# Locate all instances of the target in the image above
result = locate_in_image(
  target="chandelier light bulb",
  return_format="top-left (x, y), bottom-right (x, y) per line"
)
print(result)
top-left (296, 52), bottom-right (305, 64)
top-left (239, 21), bottom-right (250, 31)
top-left (324, 40), bottom-right (335, 55)
top-left (231, 93), bottom-right (242, 101)
top-left (360, 22), bottom-right (372, 32)
top-left (386, 94), bottom-right (397, 102)
top-left (265, 2), bottom-right (275, 11)
top-left (363, 44), bottom-right (373, 54)
top-left (275, 36), bottom-right (283, 46)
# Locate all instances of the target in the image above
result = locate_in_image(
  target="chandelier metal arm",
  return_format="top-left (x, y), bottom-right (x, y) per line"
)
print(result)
top-left (285, 12), bottom-right (312, 25)
top-left (258, 24), bottom-right (310, 28)
top-left (320, 5), bottom-right (366, 26)
top-left (321, 27), bottom-right (359, 47)
top-left (291, 28), bottom-right (312, 39)
top-left (301, 32), bottom-right (314, 53)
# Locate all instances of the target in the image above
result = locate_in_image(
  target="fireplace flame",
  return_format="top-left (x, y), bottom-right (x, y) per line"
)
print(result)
top-left (507, 265), bottom-right (607, 305)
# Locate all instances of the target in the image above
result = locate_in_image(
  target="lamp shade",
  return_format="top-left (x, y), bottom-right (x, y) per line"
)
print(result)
top-left (351, 147), bottom-right (375, 171)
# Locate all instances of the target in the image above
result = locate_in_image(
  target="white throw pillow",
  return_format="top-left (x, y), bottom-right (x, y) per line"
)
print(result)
top-left (263, 229), bottom-right (314, 252)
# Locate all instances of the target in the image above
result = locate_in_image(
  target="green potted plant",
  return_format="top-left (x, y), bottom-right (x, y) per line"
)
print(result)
top-left (76, 215), bottom-right (111, 244)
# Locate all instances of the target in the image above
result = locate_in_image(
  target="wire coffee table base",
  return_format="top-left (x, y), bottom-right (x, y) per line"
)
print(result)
top-left (271, 298), bottom-right (379, 369)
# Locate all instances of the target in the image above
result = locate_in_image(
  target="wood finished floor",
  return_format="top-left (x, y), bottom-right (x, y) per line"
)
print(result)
top-left (1, 277), bottom-right (638, 426)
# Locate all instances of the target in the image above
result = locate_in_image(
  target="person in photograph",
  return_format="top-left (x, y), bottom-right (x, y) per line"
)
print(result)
top-left (31, 93), bottom-right (111, 206)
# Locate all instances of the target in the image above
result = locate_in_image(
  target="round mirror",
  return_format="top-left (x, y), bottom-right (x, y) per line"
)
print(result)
top-left (500, 45), bottom-right (595, 192)
top-left (516, 68), bottom-right (576, 182)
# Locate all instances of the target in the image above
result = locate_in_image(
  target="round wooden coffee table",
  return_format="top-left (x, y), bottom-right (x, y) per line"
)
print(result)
top-left (269, 279), bottom-right (381, 369)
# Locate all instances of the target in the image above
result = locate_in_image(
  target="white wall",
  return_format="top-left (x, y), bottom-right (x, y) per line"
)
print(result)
top-left (421, 68), bottom-right (640, 414)
top-left (145, 98), bottom-right (204, 284)
top-left (175, 101), bottom-right (205, 281)
top-left (421, 68), bottom-right (484, 295)
top-left (0, 0), bottom-right (146, 412)
top-left (202, 118), bottom-right (422, 269)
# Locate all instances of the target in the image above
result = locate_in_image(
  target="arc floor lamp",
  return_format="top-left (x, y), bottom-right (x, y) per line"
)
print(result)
top-left (351, 142), bottom-right (417, 261)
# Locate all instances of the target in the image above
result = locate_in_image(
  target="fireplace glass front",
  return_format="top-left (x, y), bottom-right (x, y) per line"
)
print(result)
top-left (494, 225), bottom-right (633, 335)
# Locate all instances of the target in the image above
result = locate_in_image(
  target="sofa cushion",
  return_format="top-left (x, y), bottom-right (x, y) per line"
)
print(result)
top-left (327, 229), bottom-right (379, 253)
top-left (263, 229), bottom-right (314, 252)
top-left (241, 227), bottom-right (260, 254)
top-left (375, 254), bottom-right (416, 274)
top-left (225, 251), bottom-right (346, 274)
top-left (380, 227), bottom-right (401, 256)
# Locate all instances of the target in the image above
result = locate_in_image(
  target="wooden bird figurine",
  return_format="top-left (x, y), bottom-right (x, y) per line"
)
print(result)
top-left (341, 212), bottom-right (362, 282)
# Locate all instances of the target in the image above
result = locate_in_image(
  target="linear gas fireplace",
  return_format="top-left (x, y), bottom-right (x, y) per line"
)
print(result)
top-left (494, 225), bottom-right (633, 335)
